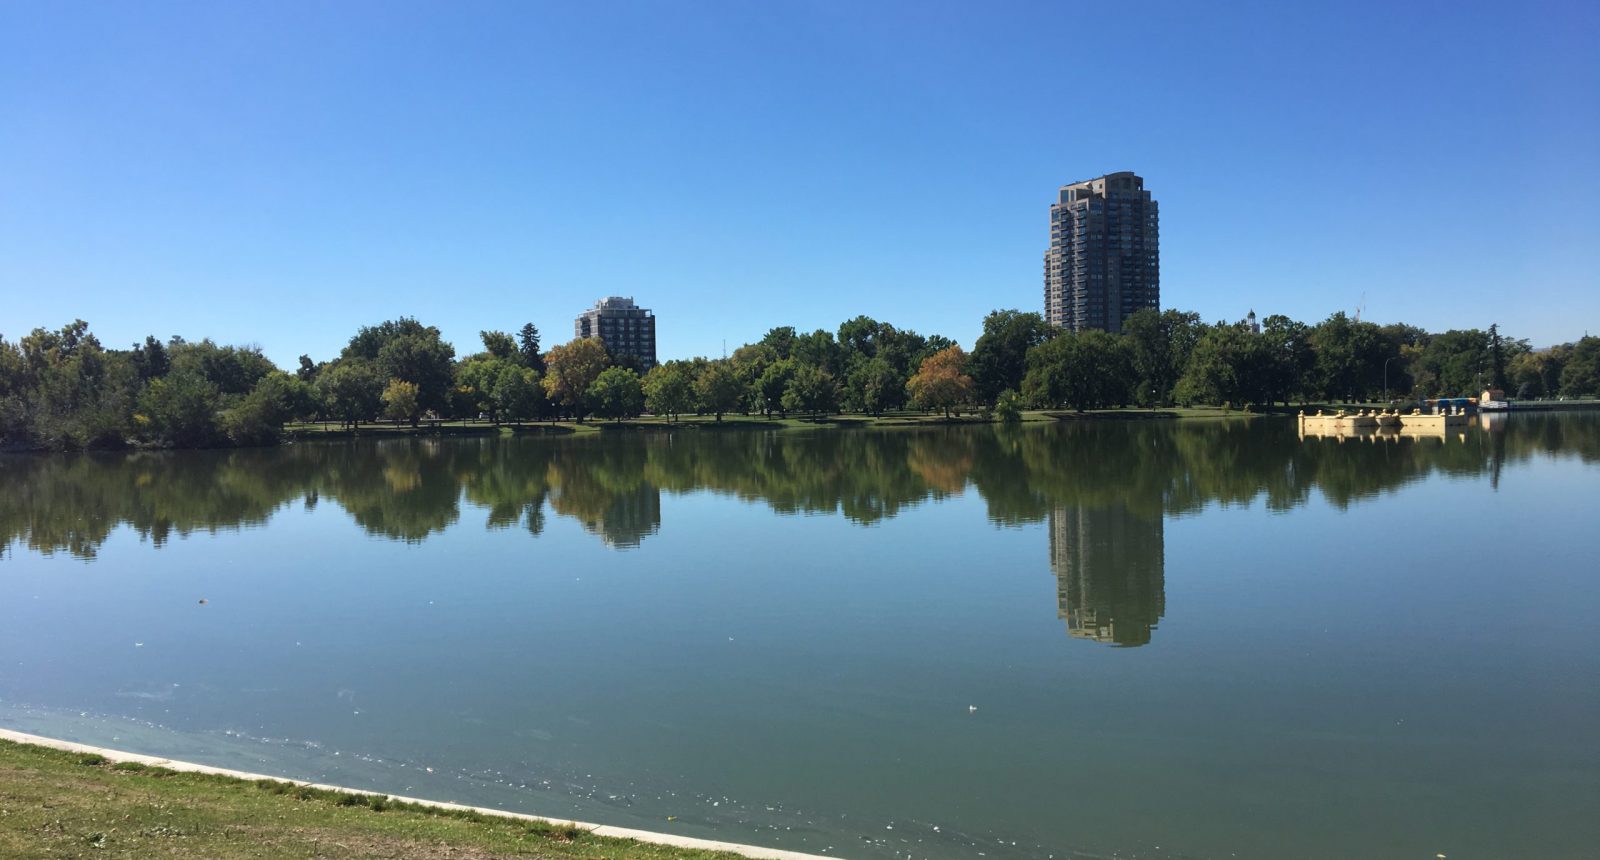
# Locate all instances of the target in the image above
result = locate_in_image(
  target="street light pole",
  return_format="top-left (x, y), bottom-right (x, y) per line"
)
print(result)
top-left (1383, 355), bottom-right (1400, 403)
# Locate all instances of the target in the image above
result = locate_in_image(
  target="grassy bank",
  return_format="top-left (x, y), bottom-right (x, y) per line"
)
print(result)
top-left (283, 405), bottom-right (1258, 440)
top-left (0, 738), bottom-right (753, 860)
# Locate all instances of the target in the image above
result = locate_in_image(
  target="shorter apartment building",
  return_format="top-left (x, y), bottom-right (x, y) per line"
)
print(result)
top-left (575, 297), bottom-right (657, 370)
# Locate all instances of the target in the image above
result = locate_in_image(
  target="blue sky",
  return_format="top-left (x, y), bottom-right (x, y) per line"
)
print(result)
top-left (2, 1), bottom-right (1596, 365)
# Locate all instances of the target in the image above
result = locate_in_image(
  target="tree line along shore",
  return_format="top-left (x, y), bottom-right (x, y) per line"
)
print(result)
top-left (2, 310), bottom-right (1597, 451)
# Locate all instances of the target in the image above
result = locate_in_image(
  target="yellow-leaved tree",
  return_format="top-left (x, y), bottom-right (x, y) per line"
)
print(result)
top-left (906, 345), bottom-right (975, 419)
top-left (541, 337), bottom-right (609, 422)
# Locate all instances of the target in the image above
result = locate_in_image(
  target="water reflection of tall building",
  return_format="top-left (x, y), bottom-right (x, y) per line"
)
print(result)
top-left (1048, 503), bottom-right (1165, 647)
top-left (552, 482), bottom-right (662, 549)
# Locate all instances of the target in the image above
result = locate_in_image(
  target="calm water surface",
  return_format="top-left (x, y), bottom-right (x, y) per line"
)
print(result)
top-left (3, 415), bottom-right (1598, 860)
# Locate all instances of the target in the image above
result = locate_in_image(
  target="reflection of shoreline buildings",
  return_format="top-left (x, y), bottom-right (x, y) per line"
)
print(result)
top-left (592, 483), bottom-right (661, 548)
top-left (549, 481), bottom-right (662, 549)
top-left (1048, 503), bottom-right (1165, 646)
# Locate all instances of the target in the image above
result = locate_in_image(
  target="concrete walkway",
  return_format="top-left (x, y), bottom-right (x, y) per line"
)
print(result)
top-left (0, 727), bottom-right (835, 860)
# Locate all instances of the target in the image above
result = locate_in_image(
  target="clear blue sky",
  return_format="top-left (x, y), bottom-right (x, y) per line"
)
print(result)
top-left (2, 1), bottom-right (1596, 366)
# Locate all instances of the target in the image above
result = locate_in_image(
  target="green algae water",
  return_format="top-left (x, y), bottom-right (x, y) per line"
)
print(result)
top-left (3, 414), bottom-right (1598, 860)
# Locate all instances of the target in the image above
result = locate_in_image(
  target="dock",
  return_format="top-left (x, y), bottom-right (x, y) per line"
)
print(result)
top-left (1298, 408), bottom-right (1470, 440)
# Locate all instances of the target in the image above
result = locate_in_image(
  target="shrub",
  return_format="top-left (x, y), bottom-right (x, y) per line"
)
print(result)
top-left (994, 389), bottom-right (1023, 423)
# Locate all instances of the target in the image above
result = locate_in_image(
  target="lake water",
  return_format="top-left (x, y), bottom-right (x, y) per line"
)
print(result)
top-left (3, 414), bottom-right (1597, 860)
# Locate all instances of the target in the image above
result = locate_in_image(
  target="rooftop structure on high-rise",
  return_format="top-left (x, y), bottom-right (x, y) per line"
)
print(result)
top-left (575, 296), bottom-right (656, 370)
top-left (1043, 171), bottom-right (1159, 333)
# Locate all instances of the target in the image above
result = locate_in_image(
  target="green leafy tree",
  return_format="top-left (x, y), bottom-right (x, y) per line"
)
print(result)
top-left (837, 316), bottom-right (894, 363)
top-left (0, 336), bottom-right (25, 397)
top-left (342, 318), bottom-right (457, 415)
top-left (968, 310), bottom-right (1055, 404)
top-left (756, 359), bottom-right (798, 417)
top-left (1260, 314), bottom-right (1315, 405)
top-left (1170, 323), bottom-right (1270, 408)
top-left (456, 356), bottom-right (512, 421)
top-left (1122, 308), bottom-right (1203, 406)
top-left (542, 337), bottom-right (609, 422)
top-left (877, 327), bottom-right (935, 381)
top-left (16, 320), bottom-right (135, 449)
top-left (137, 371), bottom-right (221, 447)
top-left (250, 371), bottom-right (318, 421)
top-left (314, 359), bottom-right (383, 427)
top-left (1023, 331), bottom-right (1134, 411)
top-left (781, 366), bottom-right (839, 417)
top-left (1413, 329), bottom-right (1492, 397)
top-left (914, 334), bottom-right (956, 368)
top-left (694, 361), bottom-right (744, 421)
top-left (759, 326), bottom-right (798, 359)
top-left (130, 335), bottom-right (170, 381)
top-left (587, 366), bottom-right (644, 421)
top-left (378, 334), bottom-right (457, 415)
top-left (479, 330), bottom-right (519, 362)
top-left (643, 363), bottom-right (694, 422)
top-left (729, 343), bottom-right (777, 407)
top-left (1510, 348), bottom-right (1566, 399)
top-left (792, 328), bottom-right (843, 375)
top-left (223, 371), bottom-right (317, 445)
top-left (168, 339), bottom-right (276, 396)
top-left (846, 357), bottom-right (904, 416)
top-left (493, 365), bottom-right (543, 424)
top-left (1560, 336), bottom-right (1600, 397)
top-left (1309, 312), bottom-right (1388, 402)
top-left (0, 336), bottom-right (26, 444)
top-left (382, 379), bottom-right (423, 425)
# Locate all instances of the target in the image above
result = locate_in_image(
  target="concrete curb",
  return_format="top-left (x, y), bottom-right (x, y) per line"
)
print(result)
top-left (0, 727), bottom-right (835, 860)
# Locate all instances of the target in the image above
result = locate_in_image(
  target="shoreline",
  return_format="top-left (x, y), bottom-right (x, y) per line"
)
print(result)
top-left (1, 407), bottom-right (1236, 452)
top-left (0, 727), bottom-right (832, 860)
top-left (12, 402), bottom-right (1597, 453)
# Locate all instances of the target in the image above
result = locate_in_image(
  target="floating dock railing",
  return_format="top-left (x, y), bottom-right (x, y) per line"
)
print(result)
top-left (1298, 407), bottom-right (1471, 440)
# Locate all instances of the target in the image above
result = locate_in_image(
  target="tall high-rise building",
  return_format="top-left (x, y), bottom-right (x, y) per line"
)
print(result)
top-left (1043, 172), bottom-right (1159, 333)
top-left (575, 296), bottom-right (656, 370)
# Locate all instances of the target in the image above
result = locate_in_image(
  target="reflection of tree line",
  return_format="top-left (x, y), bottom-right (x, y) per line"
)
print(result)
top-left (3, 415), bottom-right (1595, 574)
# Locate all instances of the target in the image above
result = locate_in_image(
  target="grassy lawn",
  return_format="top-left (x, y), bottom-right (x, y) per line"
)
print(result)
top-left (284, 412), bottom-right (1017, 437)
top-left (280, 401), bottom-right (1600, 440)
top-left (0, 739), bottom-right (755, 860)
top-left (282, 406), bottom-right (1263, 440)
top-left (1047, 405), bottom-right (1254, 420)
